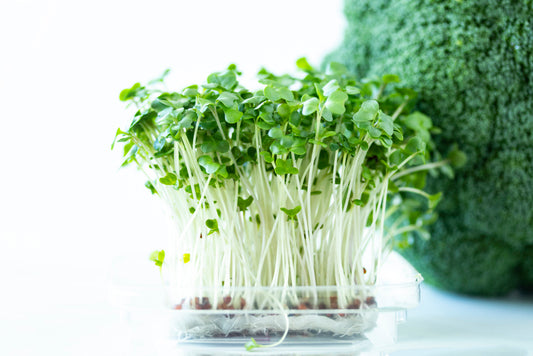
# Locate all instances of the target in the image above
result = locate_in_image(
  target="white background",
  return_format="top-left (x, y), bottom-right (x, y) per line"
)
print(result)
top-left (1, 1), bottom-right (532, 355)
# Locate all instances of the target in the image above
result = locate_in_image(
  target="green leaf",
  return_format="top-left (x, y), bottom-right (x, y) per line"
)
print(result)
top-left (205, 219), bottom-right (219, 235)
top-left (321, 107), bottom-right (333, 122)
top-left (368, 126), bottom-right (382, 138)
top-left (149, 250), bottom-right (165, 269)
top-left (198, 155), bottom-right (221, 174)
top-left (280, 135), bottom-right (294, 148)
top-left (207, 70), bottom-right (238, 90)
top-left (270, 141), bottom-right (288, 155)
top-left (322, 80), bottom-right (340, 97)
top-left (185, 184), bottom-right (202, 198)
top-left (245, 338), bottom-right (260, 351)
top-left (216, 165), bottom-right (228, 178)
top-left (200, 141), bottom-right (216, 153)
top-left (447, 145), bottom-right (467, 168)
top-left (362, 166), bottom-right (372, 181)
top-left (223, 106), bottom-right (243, 123)
top-left (111, 128), bottom-right (128, 150)
top-left (256, 120), bottom-right (274, 130)
top-left (122, 140), bottom-right (135, 156)
top-left (290, 145), bottom-right (306, 155)
top-left (278, 86), bottom-right (294, 101)
top-left (309, 138), bottom-right (327, 148)
top-left (340, 123), bottom-right (353, 139)
top-left (388, 180), bottom-right (400, 193)
top-left (352, 199), bottom-right (364, 207)
top-left (366, 210), bottom-right (374, 227)
top-left (205, 220), bottom-right (217, 229)
top-left (289, 111), bottom-right (301, 127)
top-left (275, 158), bottom-right (298, 175)
top-left (355, 192), bottom-right (370, 206)
top-left (428, 192), bottom-right (442, 210)
top-left (259, 108), bottom-right (275, 123)
top-left (237, 196), bottom-right (253, 211)
top-left (280, 206), bottom-right (302, 220)
top-left (302, 97), bottom-right (319, 116)
top-left (405, 112), bottom-right (432, 128)
top-left (152, 99), bottom-right (172, 112)
top-left (145, 181), bottom-right (157, 195)
top-left (321, 130), bottom-right (337, 139)
top-left (130, 110), bottom-right (156, 130)
top-left (217, 92), bottom-right (239, 107)
top-left (264, 86), bottom-right (281, 102)
top-left (119, 82), bottom-right (144, 101)
top-left (314, 83), bottom-right (324, 101)
top-left (277, 103), bottom-right (291, 118)
top-left (405, 136), bottom-right (426, 154)
top-left (296, 57), bottom-right (314, 72)
top-left (362, 100), bottom-right (379, 113)
top-left (268, 127), bottom-right (283, 139)
top-left (440, 164), bottom-right (454, 179)
top-left (153, 136), bottom-right (167, 152)
top-left (345, 86), bottom-right (360, 95)
top-left (393, 125), bottom-right (404, 141)
top-left (378, 111), bottom-right (394, 136)
top-left (182, 85), bottom-right (199, 97)
top-left (120, 143), bottom-right (138, 167)
top-left (395, 87), bottom-right (418, 100)
top-left (327, 62), bottom-right (348, 75)
top-left (196, 97), bottom-right (214, 113)
top-left (382, 74), bottom-right (400, 84)
top-left (264, 86), bottom-right (294, 102)
top-left (155, 107), bottom-right (176, 125)
top-left (201, 140), bottom-right (229, 154)
top-left (317, 150), bottom-right (329, 169)
top-left (353, 120), bottom-right (371, 130)
top-left (148, 69), bottom-right (171, 85)
top-left (177, 111), bottom-right (195, 130)
top-left (260, 151), bottom-right (274, 163)
top-left (242, 95), bottom-right (265, 105)
top-left (353, 100), bottom-right (379, 124)
top-left (159, 173), bottom-right (177, 185)
top-left (380, 136), bottom-right (393, 147)
top-left (403, 112), bottom-right (432, 142)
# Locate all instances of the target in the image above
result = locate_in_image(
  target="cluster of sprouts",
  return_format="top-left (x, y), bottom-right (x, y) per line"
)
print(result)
top-left (114, 59), bottom-right (448, 310)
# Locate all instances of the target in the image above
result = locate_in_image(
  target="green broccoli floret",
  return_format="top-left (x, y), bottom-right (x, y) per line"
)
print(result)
top-left (327, 0), bottom-right (533, 295)
top-left (520, 247), bottom-right (533, 292)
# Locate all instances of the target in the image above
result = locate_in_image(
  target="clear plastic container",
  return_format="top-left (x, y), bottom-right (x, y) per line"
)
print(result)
top-left (110, 252), bottom-right (422, 355)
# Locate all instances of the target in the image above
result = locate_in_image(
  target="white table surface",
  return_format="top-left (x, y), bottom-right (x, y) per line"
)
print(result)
top-left (391, 286), bottom-right (533, 356)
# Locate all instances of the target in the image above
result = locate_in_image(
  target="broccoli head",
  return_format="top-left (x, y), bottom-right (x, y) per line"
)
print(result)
top-left (328, 0), bottom-right (533, 295)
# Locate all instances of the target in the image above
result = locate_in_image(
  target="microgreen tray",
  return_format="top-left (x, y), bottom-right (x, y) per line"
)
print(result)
top-left (110, 252), bottom-right (421, 354)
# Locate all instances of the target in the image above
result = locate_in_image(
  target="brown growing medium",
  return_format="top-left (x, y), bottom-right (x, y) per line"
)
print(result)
top-left (173, 295), bottom-right (377, 314)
